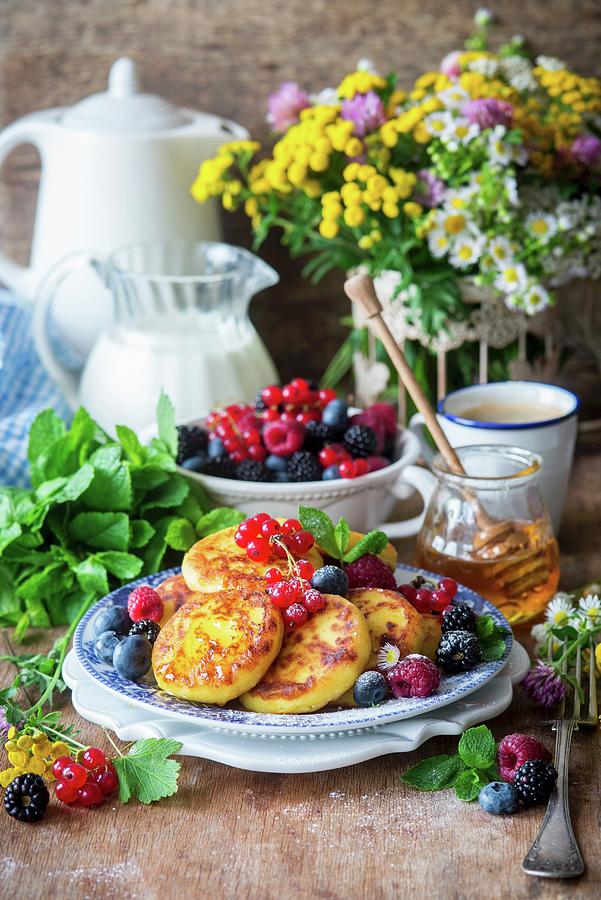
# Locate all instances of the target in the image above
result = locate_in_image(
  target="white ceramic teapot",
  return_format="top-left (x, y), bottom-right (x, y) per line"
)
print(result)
top-left (0, 58), bottom-right (248, 357)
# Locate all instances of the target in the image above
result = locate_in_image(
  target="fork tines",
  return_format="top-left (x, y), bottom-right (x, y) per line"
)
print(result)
top-left (557, 637), bottom-right (598, 728)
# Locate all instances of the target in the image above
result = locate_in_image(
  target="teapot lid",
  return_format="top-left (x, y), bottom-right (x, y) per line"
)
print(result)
top-left (60, 58), bottom-right (192, 132)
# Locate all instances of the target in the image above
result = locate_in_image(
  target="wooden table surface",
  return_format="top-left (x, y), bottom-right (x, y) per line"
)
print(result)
top-left (1, 445), bottom-right (600, 900)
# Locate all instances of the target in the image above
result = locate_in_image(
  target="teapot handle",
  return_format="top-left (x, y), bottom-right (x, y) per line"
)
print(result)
top-left (0, 116), bottom-right (49, 302)
top-left (32, 250), bottom-right (99, 409)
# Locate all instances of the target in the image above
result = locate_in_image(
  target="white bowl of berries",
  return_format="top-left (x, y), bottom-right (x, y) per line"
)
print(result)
top-left (172, 378), bottom-right (432, 538)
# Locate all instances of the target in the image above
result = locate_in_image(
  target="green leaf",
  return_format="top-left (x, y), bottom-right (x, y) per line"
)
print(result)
top-left (156, 392), bottom-right (178, 459)
top-left (195, 507), bottom-right (245, 538)
top-left (0, 522), bottom-right (22, 554)
top-left (165, 518), bottom-right (197, 552)
top-left (457, 725), bottom-right (496, 770)
top-left (81, 446), bottom-right (132, 511)
top-left (141, 476), bottom-right (189, 513)
top-left (481, 637), bottom-right (508, 662)
top-left (401, 754), bottom-right (466, 792)
top-left (130, 520), bottom-right (155, 549)
top-left (475, 614), bottom-right (495, 640)
top-left (94, 551), bottom-right (143, 581)
top-left (27, 409), bottom-right (66, 465)
top-left (74, 558), bottom-right (109, 597)
top-left (298, 506), bottom-right (339, 559)
top-left (14, 613), bottom-right (30, 643)
top-left (115, 425), bottom-right (144, 466)
top-left (113, 738), bottom-right (182, 804)
top-left (342, 529), bottom-right (389, 563)
top-left (334, 518), bottom-right (351, 557)
top-left (454, 768), bottom-right (487, 802)
top-left (69, 511), bottom-right (130, 550)
top-left (52, 464), bottom-right (96, 504)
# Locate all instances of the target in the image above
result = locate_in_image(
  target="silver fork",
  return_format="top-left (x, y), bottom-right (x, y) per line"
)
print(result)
top-left (523, 637), bottom-right (598, 878)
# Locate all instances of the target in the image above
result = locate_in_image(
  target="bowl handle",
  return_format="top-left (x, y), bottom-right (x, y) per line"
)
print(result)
top-left (379, 464), bottom-right (436, 539)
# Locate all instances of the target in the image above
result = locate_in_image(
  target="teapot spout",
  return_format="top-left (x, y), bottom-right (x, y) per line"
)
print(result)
top-left (90, 258), bottom-right (111, 286)
top-left (250, 257), bottom-right (279, 294)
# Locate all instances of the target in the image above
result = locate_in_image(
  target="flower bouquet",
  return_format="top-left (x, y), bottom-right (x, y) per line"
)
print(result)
top-left (191, 10), bottom-right (601, 403)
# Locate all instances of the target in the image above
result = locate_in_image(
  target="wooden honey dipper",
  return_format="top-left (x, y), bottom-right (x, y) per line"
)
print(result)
top-left (344, 272), bottom-right (552, 595)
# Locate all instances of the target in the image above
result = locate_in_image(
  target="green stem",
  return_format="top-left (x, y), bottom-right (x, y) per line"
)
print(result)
top-left (40, 724), bottom-right (87, 751)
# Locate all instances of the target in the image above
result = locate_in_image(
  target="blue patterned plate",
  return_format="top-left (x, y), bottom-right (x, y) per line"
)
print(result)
top-left (73, 565), bottom-right (512, 735)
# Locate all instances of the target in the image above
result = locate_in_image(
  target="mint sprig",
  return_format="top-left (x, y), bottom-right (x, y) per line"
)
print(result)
top-left (298, 506), bottom-right (388, 562)
top-left (475, 615), bottom-right (510, 661)
top-left (401, 725), bottom-right (499, 802)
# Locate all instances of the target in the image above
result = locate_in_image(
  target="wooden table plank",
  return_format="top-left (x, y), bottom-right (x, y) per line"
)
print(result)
top-left (1, 446), bottom-right (600, 899)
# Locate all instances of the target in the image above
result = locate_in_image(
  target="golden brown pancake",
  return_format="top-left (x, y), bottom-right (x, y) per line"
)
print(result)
top-left (418, 614), bottom-right (443, 661)
top-left (155, 573), bottom-right (200, 625)
top-left (152, 590), bottom-right (284, 705)
top-left (182, 524), bottom-right (323, 594)
top-left (347, 588), bottom-right (426, 667)
top-left (240, 594), bottom-right (370, 714)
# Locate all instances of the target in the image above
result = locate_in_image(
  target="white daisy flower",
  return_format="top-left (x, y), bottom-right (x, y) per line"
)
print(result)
top-left (479, 254), bottom-right (495, 273)
top-left (377, 642), bottom-right (401, 670)
top-left (494, 262), bottom-right (529, 293)
top-left (504, 176), bottom-right (520, 205)
top-left (425, 111), bottom-right (454, 137)
top-left (438, 86), bottom-right (470, 110)
top-left (536, 55), bottom-right (566, 71)
top-left (545, 594), bottom-right (574, 626)
top-left (443, 117), bottom-right (480, 146)
top-left (531, 622), bottom-right (550, 653)
top-left (310, 87), bottom-right (339, 106)
top-left (445, 184), bottom-right (478, 211)
top-left (474, 7), bottom-right (493, 26)
top-left (357, 58), bottom-right (379, 74)
top-left (579, 594), bottom-right (601, 621)
top-left (488, 236), bottom-right (514, 265)
top-left (439, 209), bottom-right (472, 237)
top-left (488, 126), bottom-right (512, 165)
top-left (428, 228), bottom-right (451, 258)
top-left (522, 280), bottom-right (551, 314)
top-left (468, 57), bottom-right (499, 78)
top-left (526, 212), bottom-right (558, 241)
top-left (450, 235), bottom-right (484, 269)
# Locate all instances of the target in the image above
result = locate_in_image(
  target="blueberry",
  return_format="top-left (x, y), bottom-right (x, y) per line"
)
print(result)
top-left (93, 605), bottom-right (132, 639)
top-left (311, 565), bottom-right (349, 596)
top-left (321, 399), bottom-right (348, 432)
top-left (113, 634), bottom-right (152, 680)
top-left (207, 438), bottom-right (225, 459)
top-left (478, 782), bottom-right (520, 815)
top-left (353, 671), bottom-right (388, 707)
top-left (265, 454), bottom-right (288, 472)
top-left (273, 471), bottom-right (290, 482)
top-left (322, 465), bottom-right (341, 480)
top-left (181, 454), bottom-right (208, 472)
top-left (94, 630), bottom-right (121, 665)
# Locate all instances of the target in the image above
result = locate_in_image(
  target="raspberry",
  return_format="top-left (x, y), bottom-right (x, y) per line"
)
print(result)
top-left (343, 424), bottom-right (378, 458)
top-left (386, 654), bottom-right (440, 698)
top-left (345, 554), bottom-right (397, 591)
top-left (366, 402), bottom-right (397, 436)
top-left (263, 420), bottom-right (305, 457)
top-left (513, 760), bottom-right (558, 806)
top-left (497, 733), bottom-right (553, 783)
top-left (127, 585), bottom-right (164, 623)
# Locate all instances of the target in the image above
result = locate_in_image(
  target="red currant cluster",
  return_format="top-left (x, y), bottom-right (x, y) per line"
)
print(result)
top-left (259, 380), bottom-right (337, 425)
top-left (53, 746), bottom-right (118, 808)
top-left (265, 567), bottom-right (326, 630)
top-left (206, 404), bottom-right (265, 464)
top-left (318, 444), bottom-right (372, 479)
top-left (235, 514), bottom-right (315, 563)
top-left (399, 576), bottom-right (458, 615)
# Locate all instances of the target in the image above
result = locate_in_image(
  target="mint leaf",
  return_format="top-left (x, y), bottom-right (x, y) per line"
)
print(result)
top-left (94, 551), bottom-right (142, 581)
top-left (116, 424), bottom-right (144, 466)
top-left (74, 558), bottom-right (109, 596)
top-left (130, 520), bottom-right (155, 549)
top-left (157, 392), bottom-right (178, 459)
top-left (141, 475), bottom-right (189, 512)
top-left (113, 738), bottom-right (182, 804)
top-left (454, 768), bottom-right (487, 802)
top-left (457, 725), bottom-right (496, 769)
top-left (334, 518), bottom-right (351, 557)
top-left (196, 507), bottom-right (245, 538)
top-left (401, 754), bottom-right (466, 791)
top-left (481, 637), bottom-right (508, 662)
top-left (298, 506), bottom-right (339, 559)
top-left (342, 529), bottom-right (389, 563)
top-left (82, 446), bottom-right (132, 511)
top-left (27, 409), bottom-right (66, 465)
top-left (475, 614), bottom-right (495, 640)
top-left (165, 517), bottom-right (197, 552)
top-left (69, 511), bottom-right (130, 550)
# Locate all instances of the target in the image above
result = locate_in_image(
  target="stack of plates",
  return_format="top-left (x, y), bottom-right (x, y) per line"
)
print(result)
top-left (63, 565), bottom-right (530, 774)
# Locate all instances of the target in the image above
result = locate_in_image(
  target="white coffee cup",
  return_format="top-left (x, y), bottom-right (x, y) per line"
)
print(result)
top-left (409, 381), bottom-right (579, 533)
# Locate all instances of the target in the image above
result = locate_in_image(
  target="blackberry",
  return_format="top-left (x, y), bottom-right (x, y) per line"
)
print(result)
top-left (513, 760), bottom-right (558, 806)
top-left (304, 420), bottom-right (336, 451)
top-left (176, 425), bottom-right (208, 464)
top-left (287, 451), bottom-right (322, 482)
top-left (129, 619), bottom-right (161, 644)
top-left (343, 424), bottom-right (378, 458)
top-left (436, 630), bottom-right (482, 673)
top-left (4, 774), bottom-right (49, 823)
top-left (441, 603), bottom-right (477, 634)
top-left (201, 456), bottom-right (236, 479)
top-left (236, 459), bottom-right (272, 482)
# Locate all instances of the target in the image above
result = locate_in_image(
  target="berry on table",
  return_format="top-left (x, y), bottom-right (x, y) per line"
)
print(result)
top-left (207, 437), bottom-right (226, 459)
top-left (281, 518), bottom-right (301, 534)
top-left (97, 769), bottom-right (118, 796)
top-left (436, 630), bottom-right (482, 673)
top-left (60, 761), bottom-right (88, 790)
top-left (81, 747), bottom-right (106, 770)
top-left (261, 385), bottom-right (283, 407)
top-left (366, 455), bottom-right (390, 473)
top-left (246, 538), bottom-right (271, 563)
top-left (345, 554), bottom-right (397, 591)
top-left (398, 583), bottom-right (417, 604)
top-left (129, 619), bottom-right (161, 644)
top-left (77, 783), bottom-right (104, 807)
top-left (441, 603), bottom-right (476, 633)
top-left (318, 388), bottom-right (337, 406)
top-left (479, 782), bottom-right (521, 815)
top-left (430, 589), bottom-right (452, 613)
top-left (113, 635), bottom-right (153, 680)
top-left (4, 774), bottom-right (49, 823)
top-left (343, 424), bottom-right (378, 458)
top-left (94, 630), bottom-right (122, 665)
top-left (287, 451), bottom-right (322, 482)
top-left (51, 756), bottom-right (73, 779)
top-left (93, 605), bottom-right (132, 639)
top-left (513, 760), bottom-right (558, 806)
top-left (127, 586), bottom-right (164, 624)
top-left (265, 567), bottom-right (283, 585)
top-left (353, 671), bottom-right (389, 707)
top-left (268, 581), bottom-right (298, 609)
top-left (265, 454), bottom-right (288, 473)
top-left (385, 654), bottom-right (440, 698)
top-left (311, 565), bottom-right (349, 597)
top-left (201, 456), bottom-right (237, 479)
top-left (55, 779), bottom-right (78, 804)
top-left (497, 733), bottom-right (553, 783)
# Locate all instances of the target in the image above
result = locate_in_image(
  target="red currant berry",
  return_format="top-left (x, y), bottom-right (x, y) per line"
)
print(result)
top-left (246, 538), bottom-right (271, 563)
top-left (431, 589), bottom-right (452, 613)
top-left (261, 408), bottom-right (280, 422)
top-left (231, 449), bottom-right (250, 463)
top-left (272, 542), bottom-right (288, 559)
top-left (398, 584), bottom-right (417, 604)
top-left (261, 385), bottom-right (283, 407)
top-left (296, 410), bottom-right (320, 425)
top-left (78, 783), bottom-right (104, 807)
top-left (414, 589), bottom-right (433, 614)
top-left (223, 436), bottom-right (242, 452)
top-left (339, 460), bottom-right (357, 479)
top-left (55, 780), bottom-right (78, 804)
top-left (289, 531), bottom-right (315, 555)
top-left (250, 513), bottom-right (271, 525)
top-left (289, 577), bottom-right (311, 600)
top-left (82, 747), bottom-right (106, 770)
top-left (295, 559), bottom-right (315, 580)
top-left (354, 459), bottom-right (369, 476)
top-left (281, 384), bottom-right (300, 405)
top-left (242, 428), bottom-right (261, 446)
top-left (283, 603), bottom-right (308, 630)
top-left (279, 410), bottom-right (297, 422)
top-left (206, 410), bottom-right (220, 428)
top-left (265, 567), bottom-right (283, 585)
top-left (268, 581), bottom-right (297, 609)
top-left (438, 577), bottom-right (458, 599)
top-left (281, 518), bottom-right (302, 535)
top-left (319, 446), bottom-right (339, 468)
top-left (260, 519), bottom-right (280, 539)
top-left (61, 762), bottom-right (88, 790)
top-left (302, 589), bottom-right (326, 613)
top-left (51, 756), bottom-right (73, 779)
top-left (247, 444), bottom-right (266, 462)
top-left (234, 529), bottom-right (249, 549)
top-left (318, 388), bottom-right (337, 406)
top-left (98, 769), bottom-right (119, 795)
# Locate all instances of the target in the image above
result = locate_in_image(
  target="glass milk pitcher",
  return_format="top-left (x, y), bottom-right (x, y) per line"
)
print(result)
top-left (33, 241), bottom-right (279, 433)
top-left (413, 445), bottom-right (560, 623)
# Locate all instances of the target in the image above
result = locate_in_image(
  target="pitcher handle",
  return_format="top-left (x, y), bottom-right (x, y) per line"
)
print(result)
top-left (408, 412), bottom-right (437, 466)
top-left (32, 250), bottom-right (99, 409)
top-left (379, 464), bottom-right (437, 540)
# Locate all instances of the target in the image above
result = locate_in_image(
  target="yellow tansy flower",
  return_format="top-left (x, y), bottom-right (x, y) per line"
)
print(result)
top-left (382, 202), bottom-right (400, 218)
top-left (319, 219), bottom-right (339, 239)
top-left (344, 137), bottom-right (364, 158)
top-left (403, 201), bottom-right (423, 218)
top-left (337, 71), bottom-right (387, 99)
top-left (344, 206), bottom-right (365, 227)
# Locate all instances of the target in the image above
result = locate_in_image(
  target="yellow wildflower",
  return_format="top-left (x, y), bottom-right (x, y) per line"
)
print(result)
top-left (382, 202), bottom-right (400, 218)
top-left (287, 163), bottom-right (307, 186)
top-left (343, 162), bottom-right (360, 182)
top-left (413, 122), bottom-right (431, 144)
top-left (370, 229), bottom-right (382, 242)
top-left (414, 72), bottom-right (440, 90)
top-left (358, 235), bottom-right (373, 250)
top-left (337, 71), bottom-right (387, 99)
top-left (366, 174), bottom-right (388, 197)
top-left (319, 219), bottom-right (339, 239)
top-left (389, 169), bottom-right (417, 198)
top-left (322, 191), bottom-right (341, 204)
top-left (322, 202), bottom-right (343, 221)
top-left (380, 121), bottom-right (399, 148)
top-left (303, 179), bottom-right (322, 198)
top-left (341, 182), bottom-right (362, 205)
top-left (403, 201), bottom-right (423, 218)
top-left (344, 206), bottom-right (365, 227)
top-left (344, 137), bottom-right (364, 158)
top-left (245, 197), bottom-right (259, 217)
top-left (326, 120), bottom-right (355, 151)
top-left (218, 140), bottom-right (260, 155)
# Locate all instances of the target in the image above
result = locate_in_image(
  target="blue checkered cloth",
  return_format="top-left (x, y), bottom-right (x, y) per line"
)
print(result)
top-left (0, 291), bottom-right (72, 487)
